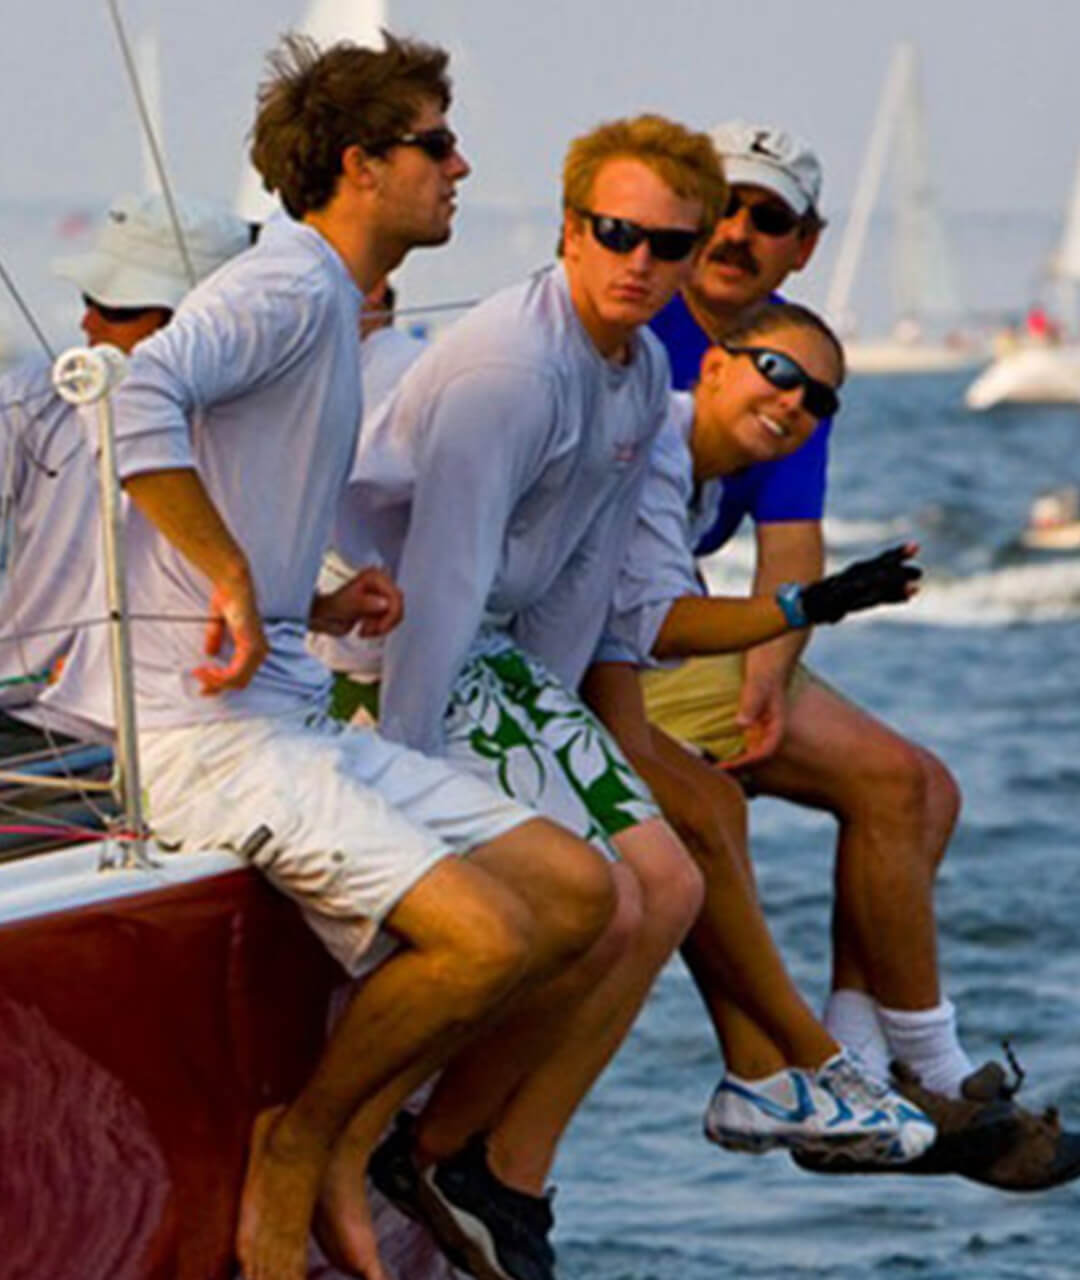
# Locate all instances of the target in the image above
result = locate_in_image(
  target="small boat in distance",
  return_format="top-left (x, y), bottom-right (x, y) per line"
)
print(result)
top-left (966, 149), bottom-right (1080, 409)
top-left (825, 42), bottom-right (988, 376)
top-left (1019, 484), bottom-right (1080, 552)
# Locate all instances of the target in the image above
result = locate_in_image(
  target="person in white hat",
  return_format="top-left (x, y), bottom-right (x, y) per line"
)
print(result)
top-left (0, 192), bottom-right (249, 740)
top-left (585, 120), bottom-right (1080, 1191)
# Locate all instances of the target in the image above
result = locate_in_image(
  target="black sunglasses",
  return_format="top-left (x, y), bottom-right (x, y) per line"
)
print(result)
top-left (370, 126), bottom-right (459, 162)
top-left (82, 293), bottom-right (168, 324)
top-left (722, 344), bottom-right (839, 419)
top-left (721, 191), bottom-right (802, 237)
top-left (574, 210), bottom-right (702, 262)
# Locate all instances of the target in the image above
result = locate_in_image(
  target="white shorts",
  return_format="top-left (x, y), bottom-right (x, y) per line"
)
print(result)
top-left (139, 709), bottom-right (534, 974)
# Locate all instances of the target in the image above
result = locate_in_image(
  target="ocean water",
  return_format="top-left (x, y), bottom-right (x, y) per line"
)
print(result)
top-left (555, 374), bottom-right (1080, 1279)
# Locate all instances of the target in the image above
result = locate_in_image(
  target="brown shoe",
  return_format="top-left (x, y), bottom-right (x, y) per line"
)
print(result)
top-left (948, 1057), bottom-right (1080, 1192)
top-left (792, 1060), bottom-right (1018, 1177)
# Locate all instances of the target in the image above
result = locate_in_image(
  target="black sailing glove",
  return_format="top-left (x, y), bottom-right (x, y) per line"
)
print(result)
top-left (789, 544), bottom-right (922, 626)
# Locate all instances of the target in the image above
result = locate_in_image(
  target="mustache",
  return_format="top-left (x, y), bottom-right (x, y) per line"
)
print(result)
top-left (708, 240), bottom-right (759, 275)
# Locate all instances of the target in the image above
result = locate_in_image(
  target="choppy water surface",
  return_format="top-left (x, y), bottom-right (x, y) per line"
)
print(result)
top-left (557, 374), bottom-right (1080, 1278)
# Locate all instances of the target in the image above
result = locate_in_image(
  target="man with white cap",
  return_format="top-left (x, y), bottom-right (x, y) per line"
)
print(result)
top-left (632, 121), bottom-right (1080, 1190)
top-left (0, 192), bottom-right (249, 741)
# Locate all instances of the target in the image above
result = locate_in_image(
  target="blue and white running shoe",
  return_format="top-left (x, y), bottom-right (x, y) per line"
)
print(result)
top-left (705, 1050), bottom-right (936, 1163)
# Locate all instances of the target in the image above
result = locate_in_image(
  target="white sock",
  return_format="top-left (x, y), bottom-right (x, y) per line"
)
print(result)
top-left (877, 998), bottom-right (974, 1098)
top-left (823, 989), bottom-right (890, 1081)
top-left (723, 1066), bottom-right (794, 1093)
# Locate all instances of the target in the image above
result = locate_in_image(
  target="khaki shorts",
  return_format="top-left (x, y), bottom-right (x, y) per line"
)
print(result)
top-left (641, 654), bottom-right (812, 763)
top-left (140, 708), bottom-right (533, 975)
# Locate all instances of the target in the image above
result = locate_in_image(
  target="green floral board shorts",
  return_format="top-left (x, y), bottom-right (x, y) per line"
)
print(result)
top-left (444, 631), bottom-right (659, 858)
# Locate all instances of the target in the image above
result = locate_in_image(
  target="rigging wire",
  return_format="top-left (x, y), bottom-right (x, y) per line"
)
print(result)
top-left (104, 0), bottom-right (196, 288)
top-left (0, 258), bottom-right (55, 363)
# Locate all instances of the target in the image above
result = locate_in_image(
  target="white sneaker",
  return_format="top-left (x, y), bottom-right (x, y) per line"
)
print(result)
top-left (704, 1051), bottom-right (937, 1162)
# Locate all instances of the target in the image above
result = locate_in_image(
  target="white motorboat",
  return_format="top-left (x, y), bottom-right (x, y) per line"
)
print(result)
top-left (966, 341), bottom-right (1080, 409)
top-left (825, 42), bottom-right (989, 376)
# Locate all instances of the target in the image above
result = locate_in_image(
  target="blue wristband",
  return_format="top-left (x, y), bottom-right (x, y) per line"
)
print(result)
top-left (775, 582), bottom-right (808, 629)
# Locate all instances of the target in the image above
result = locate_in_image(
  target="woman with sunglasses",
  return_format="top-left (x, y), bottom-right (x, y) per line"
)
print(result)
top-left (580, 301), bottom-right (999, 1167)
top-left (600, 300), bottom-right (916, 666)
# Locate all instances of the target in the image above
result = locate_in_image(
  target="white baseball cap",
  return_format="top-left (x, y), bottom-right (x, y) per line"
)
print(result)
top-left (710, 121), bottom-right (823, 218)
top-left (53, 193), bottom-right (251, 309)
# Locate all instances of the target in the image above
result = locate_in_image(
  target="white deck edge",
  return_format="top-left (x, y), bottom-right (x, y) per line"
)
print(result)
top-left (0, 842), bottom-right (245, 926)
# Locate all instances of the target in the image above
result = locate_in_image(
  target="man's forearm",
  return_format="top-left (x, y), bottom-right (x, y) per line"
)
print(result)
top-left (123, 467), bottom-right (254, 597)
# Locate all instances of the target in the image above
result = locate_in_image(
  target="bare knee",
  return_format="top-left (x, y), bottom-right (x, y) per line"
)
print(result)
top-left (522, 823), bottom-right (617, 963)
top-left (918, 747), bottom-right (962, 873)
top-left (616, 819), bottom-right (705, 944)
top-left (836, 731), bottom-right (939, 827)
top-left (581, 863), bottom-right (646, 973)
top-left (469, 817), bottom-right (617, 968)
top-left (440, 897), bottom-right (536, 1017)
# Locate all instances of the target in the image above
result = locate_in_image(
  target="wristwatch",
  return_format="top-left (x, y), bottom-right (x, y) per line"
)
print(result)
top-left (774, 582), bottom-right (809, 629)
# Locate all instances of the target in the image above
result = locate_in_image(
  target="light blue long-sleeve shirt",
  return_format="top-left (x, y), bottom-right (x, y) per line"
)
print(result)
top-left (341, 263), bottom-right (671, 754)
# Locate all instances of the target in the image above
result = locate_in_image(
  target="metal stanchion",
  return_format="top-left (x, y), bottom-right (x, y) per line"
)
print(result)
top-left (53, 345), bottom-right (151, 869)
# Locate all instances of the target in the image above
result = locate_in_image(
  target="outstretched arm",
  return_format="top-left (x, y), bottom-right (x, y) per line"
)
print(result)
top-left (654, 539), bottom-right (920, 659)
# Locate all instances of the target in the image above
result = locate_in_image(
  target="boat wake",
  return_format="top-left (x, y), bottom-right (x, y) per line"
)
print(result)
top-left (701, 531), bottom-right (1080, 626)
top-left (879, 559), bottom-right (1080, 625)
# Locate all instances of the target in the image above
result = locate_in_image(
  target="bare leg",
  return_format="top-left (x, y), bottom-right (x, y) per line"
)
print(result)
top-left (744, 680), bottom-right (961, 1009)
top-left (581, 664), bottom-right (837, 1076)
top-left (635, 726), bottom-right (838, 1073)
top-left (238, 818), bottom-right (611, 1280)
top-left (412, 818), bottom-right (703, 1194)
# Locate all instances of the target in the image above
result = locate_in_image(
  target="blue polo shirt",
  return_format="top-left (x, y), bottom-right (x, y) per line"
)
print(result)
top-left (650, 292), bottom-right (831, 554)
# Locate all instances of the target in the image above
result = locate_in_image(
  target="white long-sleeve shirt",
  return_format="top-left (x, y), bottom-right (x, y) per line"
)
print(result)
top-left (597, 391), bottom-right (721, 667)
top-left (308, 324), bottom-right (427, 679)
top-left (0, 357), bottom-right (98, 708)
top-left (44, 216), bottom-right (364, 731)
top-left (341, 263), bottom-right (671, 753)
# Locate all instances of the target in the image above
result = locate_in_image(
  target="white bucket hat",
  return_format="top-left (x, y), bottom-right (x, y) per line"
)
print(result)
top-left (53, 193), bottom-right (251, 309)
top-left (709, 121), bottom-right (823, 218)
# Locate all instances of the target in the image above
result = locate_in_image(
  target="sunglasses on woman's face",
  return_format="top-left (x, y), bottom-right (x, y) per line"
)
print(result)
top-left (370, 126), bottom-right (459, 162)
top-left (720, 191), bottom-right (802, 238)
top-left (574, 210), bottom-right (702, 262)
top-left (722, 343), bottom-right (839, 419)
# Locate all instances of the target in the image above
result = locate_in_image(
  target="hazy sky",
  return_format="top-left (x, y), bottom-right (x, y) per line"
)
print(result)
top-left (3, 0), bottom-right (1078, 218)
top-left (0, 0), bottom-right (1076, 345)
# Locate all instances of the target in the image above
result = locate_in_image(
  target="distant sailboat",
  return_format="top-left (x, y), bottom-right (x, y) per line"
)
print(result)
top-left (235, 0), bottom-right (388, 221)
top-left (965, 149), bottom-right (1080, 409)
top-left (826, 42), bottom-right (986, 375)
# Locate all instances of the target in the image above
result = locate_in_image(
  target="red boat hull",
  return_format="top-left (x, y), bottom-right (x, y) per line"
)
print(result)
top-left (0, 867), bottom-right (340, 1279)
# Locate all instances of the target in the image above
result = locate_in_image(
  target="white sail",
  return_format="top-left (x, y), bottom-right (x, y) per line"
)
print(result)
top-left (891, 44), bottom-right (959, 323)
top-left (824, 44), bottom-right (907, 335)
top-left (825, 42), bottom-right (981, 372)
top-left (235, 0), bottom-right (389, 222)
top-left (1053, 148), bottom-right (1080, 283)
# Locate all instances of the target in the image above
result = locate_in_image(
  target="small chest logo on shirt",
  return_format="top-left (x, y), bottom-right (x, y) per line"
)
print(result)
top-left (612, 440), bottom-right (638, 465)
